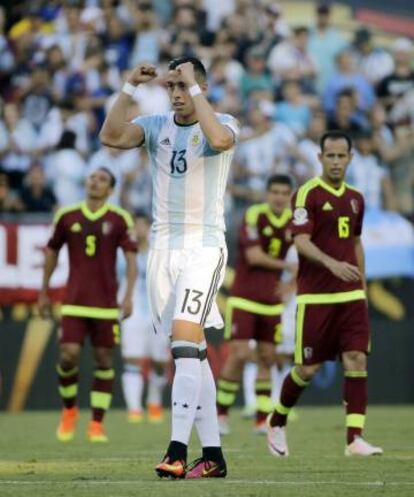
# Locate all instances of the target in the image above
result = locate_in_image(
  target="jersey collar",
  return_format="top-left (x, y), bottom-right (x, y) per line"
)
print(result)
top-left (266, 206), bottom-right (292, 228)
top-left (318, 177), bottom-right (346, 197)
top-left (81, 201), bottom-right (109, 221)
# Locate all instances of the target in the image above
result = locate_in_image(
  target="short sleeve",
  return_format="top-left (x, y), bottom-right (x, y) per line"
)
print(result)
top-left (131, 114), bottom-right (162, 152)
top-left (354, 195), bottom-right (365, 236)
top-left (117, 216), bottom-right (138, 253)
top-left (239, 207), bottom-right (262, 249)
top-left (217, 113), bottom-right (240, 143)
top-left (290, 191), bottom-right (314, 236)
top-left (47, 216), bottom-right (67, 251)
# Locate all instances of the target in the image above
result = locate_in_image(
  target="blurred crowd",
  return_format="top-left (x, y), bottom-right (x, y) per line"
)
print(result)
top-left (0, 0), bottom-right (413, 223)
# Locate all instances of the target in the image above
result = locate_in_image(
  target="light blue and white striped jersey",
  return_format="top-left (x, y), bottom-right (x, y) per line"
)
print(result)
top-left (132, 112), bottom-right (239, 249)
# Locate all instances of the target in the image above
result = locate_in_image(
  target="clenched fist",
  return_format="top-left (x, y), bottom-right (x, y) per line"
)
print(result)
top-left (127, 64), bottom-right (158, 85)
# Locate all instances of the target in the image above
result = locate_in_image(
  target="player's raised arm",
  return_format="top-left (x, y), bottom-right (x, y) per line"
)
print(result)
top-left (99, 64), bottom-right (158, 149)
top-left (174, 61), bottom-right (236, 151)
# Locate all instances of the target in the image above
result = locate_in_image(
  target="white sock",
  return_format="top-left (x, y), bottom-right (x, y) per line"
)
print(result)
top-left (195, 342), bottom-right (221, 447)
top-left (271, 362), bottom-right (291, 402)
top-left (243, 362), bottom-right (257, 408)
top-left (147, 369), bottom-right (166, 406)
top-left (171, 341), bottom-right (201, 445)
top-left (122, 364), bottom-right (143, 412)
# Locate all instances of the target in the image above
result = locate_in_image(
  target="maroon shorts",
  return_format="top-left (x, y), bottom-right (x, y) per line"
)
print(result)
top-left (226, 307), bottom-right (282, 344)
top-left (295, 299), bottom-right (370, 365)
top-left (60, 316), bottom-right (120, 348)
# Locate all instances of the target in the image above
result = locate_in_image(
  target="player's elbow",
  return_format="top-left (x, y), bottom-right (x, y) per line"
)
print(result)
top-left (208, 134), bottom-right (233, 152)
top-left (99, 130), bottom-right (122, 148)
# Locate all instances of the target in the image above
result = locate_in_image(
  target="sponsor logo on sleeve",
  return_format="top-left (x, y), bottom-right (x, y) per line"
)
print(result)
top-left (293, 207), bottom-right (309, 226)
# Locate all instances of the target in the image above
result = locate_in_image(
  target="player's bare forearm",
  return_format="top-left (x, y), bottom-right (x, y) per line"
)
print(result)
top-left (41, 248), bottom-right (58, 293)
top-left (295, 234), bottom-right (361, 282)
top-left (245, 245), bottom-right (293, 271)
top-left (99, 64), bottom-right (157, 149)
top-left (191, 95), bottom-right (234, 151)
top-left (124, 251), bottom-right (137, 300)
top-left (354, 237), bottom-right (367, 291)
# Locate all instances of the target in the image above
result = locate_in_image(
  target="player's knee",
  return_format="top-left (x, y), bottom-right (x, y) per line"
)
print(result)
top-left (58, 346), bottom-right (80, 369)
top-left (230, 342), bottom-right (251, 365)
top-left (343, 350), bottom-right (366, 371)
top-left (257, 346), bottom-right (276, 368)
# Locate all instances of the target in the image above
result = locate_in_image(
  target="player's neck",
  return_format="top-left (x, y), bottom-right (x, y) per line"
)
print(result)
top-left (174, 112), bottom-right (198, 126)
top-left (320, 175), bottom-right (344, 189)
top-left (85, 198), bottom-right (107, 212)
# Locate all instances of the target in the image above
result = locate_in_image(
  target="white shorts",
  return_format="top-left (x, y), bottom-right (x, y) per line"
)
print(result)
top-left (277, 297), bottom-right (296, 355)
top-left (121, 312), bottom-right (170, 363)
top-left (147, 246), bottom-right (227, 336)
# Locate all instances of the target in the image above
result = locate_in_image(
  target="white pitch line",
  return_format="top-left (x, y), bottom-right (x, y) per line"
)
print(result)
top-left (1, 480), bottom-right (414, 487)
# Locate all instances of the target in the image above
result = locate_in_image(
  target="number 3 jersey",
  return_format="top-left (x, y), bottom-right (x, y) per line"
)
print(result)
top-left (132, 112), bottom-right (239, 250)
top-left (231, 203), bottom-right (292, 305)
top-left (47, 202), bottom-right (137, 317)
top-left (291, 177), bottom-right (365, 301)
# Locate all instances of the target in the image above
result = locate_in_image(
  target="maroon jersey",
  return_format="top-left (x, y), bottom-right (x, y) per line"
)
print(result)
top-left (231, 203), bottom-right (292, 304)
top-left (291, 177), bottom-right (365, 302)
top-left (48, 202), bottom-right (137, 317)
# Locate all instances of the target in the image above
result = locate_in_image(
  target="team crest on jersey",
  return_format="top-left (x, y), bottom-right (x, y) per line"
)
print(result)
top-left (102, 222), bottom-right (112, 235)
top-left (70, 222), bottom-right (82, 233)
top-left (262, 226), bottom-right (273, 237)
top-left (304, 347), bottom-right (313, 359)
top-left (293, 207), bottom-right (308, 226)
top-left (350, 199), bottom-right (359, 214)
top-left (191, 134), bottom-right (200, 145)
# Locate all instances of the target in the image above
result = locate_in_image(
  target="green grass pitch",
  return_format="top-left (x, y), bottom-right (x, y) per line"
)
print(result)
top-left (0, 407), bottom-right (413, 497)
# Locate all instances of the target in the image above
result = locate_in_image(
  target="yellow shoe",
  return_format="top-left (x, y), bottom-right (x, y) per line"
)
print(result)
top-left (87, 421), bottom-right (108, 443)
top-left (56, 407), bottom-right (79, 442)
top-left (148, 403), bottom-right (164, 423)
top-left (128, 410), bottom-right (144, 423)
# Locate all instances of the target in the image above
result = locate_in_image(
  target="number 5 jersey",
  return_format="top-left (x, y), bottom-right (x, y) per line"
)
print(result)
top-left (47, 202), bottom-right (137, 318)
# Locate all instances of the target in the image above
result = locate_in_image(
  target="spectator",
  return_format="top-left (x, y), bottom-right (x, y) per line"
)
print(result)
top-left (101, 14), bottom-right (133, 71)
top-left (327, 88), bottom-right (366, 137)
top-left (20, 162), bottom-right (57, 213)
top-left (88, 146), bottom-right (139, 206)
top-left (377, 38), bottom-right (414, 118)
top-left (0, 172), bottom-right (23, 213)
top-left (308, 3), bottom-right (347, 93)
top-left (239, 46), bottom-right (273, 103)
top-left (268, 26), bottom-right (316, 92)
top-left (352, 28), bottom-right (394, 87)
top-left (130, 1), bottom-right (162, 65)
top-left (48, 130), bottom-right (86, 207)
top-left (347, 131), bottom-right (396, 211)
top-left (276, 79), bottom-right (311, 136)
top-left (324, 50), bottom-right (376, 113)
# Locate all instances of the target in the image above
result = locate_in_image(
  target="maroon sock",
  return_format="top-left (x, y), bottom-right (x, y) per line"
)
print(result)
top-left (91, 369), bottom-right (114, 422)
top-left (57, 364), bottom-right (79, 409)
top-left (255, 380), bottom-right (272, 423)
top-left (344, 372), bottom-right (367, 444)
top-left (270, 368), bottom-right (309, 427)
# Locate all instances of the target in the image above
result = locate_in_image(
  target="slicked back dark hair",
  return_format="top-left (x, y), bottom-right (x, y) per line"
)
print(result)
top-left (267, 174), bottom-right (294, 190)
top-left (320, 130), bottom-right (352, 152)
top-left (168, 56), bottom-right (207, 82)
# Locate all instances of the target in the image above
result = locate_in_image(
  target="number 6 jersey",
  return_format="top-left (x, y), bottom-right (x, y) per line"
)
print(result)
top-left (132, 112), bottom-right (239, 250)
top-left (291, 177), bottom-right (365, 303)
top-left (47, 202), bottom-right (137, 318)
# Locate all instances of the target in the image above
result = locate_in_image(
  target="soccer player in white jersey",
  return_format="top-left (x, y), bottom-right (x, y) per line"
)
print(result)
top-left (121, 211), bottom-right (170, 424)
top-left (100, 56), bottom-right (239, 479)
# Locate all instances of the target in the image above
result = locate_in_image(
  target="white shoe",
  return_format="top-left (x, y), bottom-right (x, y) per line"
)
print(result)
top-left (218, 415), bottom-right (230, 436)
top-left (241, 404), bottom-right (256, 419)
top-left (266, 415), bottom-right (289, 456)
top-left (345, 437), bottom-right (383, 456)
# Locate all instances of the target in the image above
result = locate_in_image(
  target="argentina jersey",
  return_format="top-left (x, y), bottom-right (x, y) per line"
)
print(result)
top-left (132, 112), bottom-right (239, 249)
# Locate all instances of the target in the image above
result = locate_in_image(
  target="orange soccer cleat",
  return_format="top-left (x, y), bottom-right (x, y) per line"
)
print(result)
top-left (147, 403), bottom-right (164, 423)
top-left (87, 420), bottom-right (108, 443)
top-left (56, 407), bottom-right (79, 442)
top-left (127, 410), bottom-right (144, 423)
